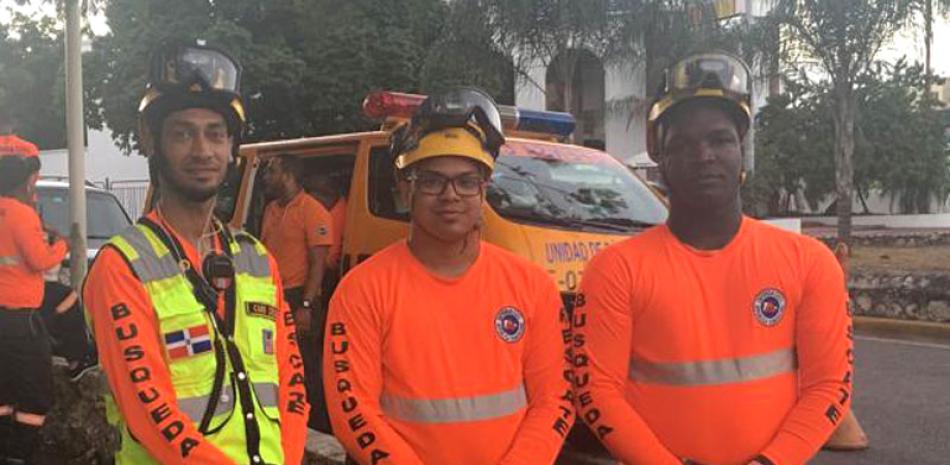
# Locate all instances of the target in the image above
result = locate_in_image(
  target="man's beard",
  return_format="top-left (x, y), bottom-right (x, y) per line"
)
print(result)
top-left (159, 170), bottom-right (221, 203)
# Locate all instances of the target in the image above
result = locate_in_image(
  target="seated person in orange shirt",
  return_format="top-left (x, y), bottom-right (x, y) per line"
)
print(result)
top-left (261, 154), bottom-right (335, 432)
top-left (323, 88), bottom-right (573, 465)
top-left (304, 172), bottom-right (347, 273)
top-left (572, 53), bottom-right (853, 465)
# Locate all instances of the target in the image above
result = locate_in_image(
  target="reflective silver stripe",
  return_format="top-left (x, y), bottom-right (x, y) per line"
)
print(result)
top-left (177, 384), bottom-right (235, 423)
top-left (628, 348), bottom-right (797, 386)
top-left (380, 384), bottom-right (527, 424)
top-left (0, 256), bottom-right (19, 266)
top-left (119, 228), bottom-right (180, 283)
top-left (253, 382), bottom-right (279, 409)
top-left (233, 236), bottom-right (270, 278)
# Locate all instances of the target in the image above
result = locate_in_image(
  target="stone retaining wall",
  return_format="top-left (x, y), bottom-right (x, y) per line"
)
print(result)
top-left (815, 231), bottom-right (950, 248)
top-left (849, 272), bottom-right (950, 323)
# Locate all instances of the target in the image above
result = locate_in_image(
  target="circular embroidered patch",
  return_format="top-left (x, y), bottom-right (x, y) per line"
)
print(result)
top-left (495, 307), bottom-right (526, 343)
top-left (753, 288), bottom-right (786, 327)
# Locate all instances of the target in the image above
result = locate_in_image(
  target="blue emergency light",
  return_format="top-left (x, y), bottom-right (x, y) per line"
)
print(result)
top-left (503, 107), bottom-right (576, 137)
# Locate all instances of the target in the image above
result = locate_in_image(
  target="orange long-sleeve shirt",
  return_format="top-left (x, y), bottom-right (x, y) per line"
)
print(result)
top-left (0, 197), bottom-right (67, 308)
top-left (324, 241), bottom-right (574, 465)
top-left (573, 217), bottom-right (852, 465)
top-left (83, 212), bottom-right (309, 465)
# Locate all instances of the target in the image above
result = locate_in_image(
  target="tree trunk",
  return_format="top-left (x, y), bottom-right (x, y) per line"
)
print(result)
top-left (857, 187), bottom-right (871, 214)
top-left (833, 82), bottom-right (856, 247)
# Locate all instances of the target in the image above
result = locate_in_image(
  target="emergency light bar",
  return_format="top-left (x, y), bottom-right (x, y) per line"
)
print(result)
top-left (362, 90), bottom-right (576, 137)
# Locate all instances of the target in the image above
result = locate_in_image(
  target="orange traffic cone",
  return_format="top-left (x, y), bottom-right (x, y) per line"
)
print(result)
top-left (823, 242), bottom-right (870, 451)
top-left (824, 410), bottom-right (869, 450)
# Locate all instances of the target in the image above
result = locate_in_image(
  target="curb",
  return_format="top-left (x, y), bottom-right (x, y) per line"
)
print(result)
top-left (854, 315), bottom-right (950, 340)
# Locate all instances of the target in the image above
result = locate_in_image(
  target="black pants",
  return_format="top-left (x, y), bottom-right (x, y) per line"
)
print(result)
top-left (284, 286), bottom-right (332, 433)
top-left (38, 282), bottom-right (94, 363)
top-left (0, 310), bottom-right (53, 416)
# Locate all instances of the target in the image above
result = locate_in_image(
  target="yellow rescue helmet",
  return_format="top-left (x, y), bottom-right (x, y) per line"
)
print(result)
top-left (647, 52), bottom-right (752, 161)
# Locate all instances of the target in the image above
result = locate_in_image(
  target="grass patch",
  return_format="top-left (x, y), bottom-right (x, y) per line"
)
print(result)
top-left (850, 245), bottom-right (950, 272)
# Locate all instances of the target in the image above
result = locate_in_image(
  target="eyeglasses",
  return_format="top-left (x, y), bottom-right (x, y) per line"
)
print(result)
top-left (408, 173), bottom-right (485, 197)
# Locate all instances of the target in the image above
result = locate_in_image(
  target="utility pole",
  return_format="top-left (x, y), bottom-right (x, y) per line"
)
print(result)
top-left (65, 0), bottom-right (87, 288)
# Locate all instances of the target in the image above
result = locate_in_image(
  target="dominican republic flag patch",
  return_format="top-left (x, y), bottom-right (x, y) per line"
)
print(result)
top-left (164, 325), bottom-right (213, 360)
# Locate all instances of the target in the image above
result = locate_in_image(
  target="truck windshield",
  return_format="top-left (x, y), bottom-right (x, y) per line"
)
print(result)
top-left (487, 140), bottom-right (667, 233)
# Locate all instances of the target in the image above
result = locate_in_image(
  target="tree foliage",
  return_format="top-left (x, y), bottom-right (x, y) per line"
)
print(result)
top-left (85, 0), bottom-right (515, 153)
top-left (747, 60), bottom-right (949, 216)
top-left (769, 0), bottom-right (918, 244)
top-left (0, 13), bottom-right (69, 149)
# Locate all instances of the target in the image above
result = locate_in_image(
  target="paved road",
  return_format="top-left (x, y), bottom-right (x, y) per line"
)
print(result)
top-left (811, 335), bottom-right (950, 465)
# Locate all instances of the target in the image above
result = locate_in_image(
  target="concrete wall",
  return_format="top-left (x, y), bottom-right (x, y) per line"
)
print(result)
top-left (514, 54), bottom-right (649, 166)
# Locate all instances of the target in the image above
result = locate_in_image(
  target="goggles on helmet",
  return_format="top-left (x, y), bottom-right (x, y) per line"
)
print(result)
top-left (646, 52), bottom-right (753, 161)
top-left (649, 52), bottom-right (751, 124)
top-left (391, 87), bottom-right (506, 169)
top-left (149, 43), bottom-right (241, 96)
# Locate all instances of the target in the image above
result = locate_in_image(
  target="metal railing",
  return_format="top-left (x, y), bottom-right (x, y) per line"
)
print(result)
top-left (102, 179), bottom-right (149, 221)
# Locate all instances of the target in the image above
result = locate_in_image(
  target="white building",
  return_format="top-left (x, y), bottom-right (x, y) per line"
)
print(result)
top-left (513, 0), bottom-right (773, 170)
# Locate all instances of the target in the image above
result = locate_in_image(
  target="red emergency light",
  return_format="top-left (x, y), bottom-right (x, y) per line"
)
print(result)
top-left (362, 91), bottom-right (426, 120)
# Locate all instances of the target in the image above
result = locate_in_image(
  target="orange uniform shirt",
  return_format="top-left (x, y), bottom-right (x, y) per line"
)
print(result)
top-left (573, 217), bottom-right (852, 465)
top-left (261, 191), bottom-right (334, 289)
top-left (83, 211), bottom-right (309, 465)
top-left (0, 134), bottom-right (39, 158)
top-left (324, 241), bottom-right (574, 465)
top-left (0, 197), bottom-right (67, 308)
top-left (326, 197), bottom-right (346, 270)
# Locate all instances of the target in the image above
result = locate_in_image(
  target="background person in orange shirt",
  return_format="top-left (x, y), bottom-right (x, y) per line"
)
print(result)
top-left (83, 41), bottom-right (308, 465)
top-left (324, 88), bottom-right (573, 465)
top-left (304, 172), bottom-right (347, 273)
top-left (572, 53), bottom-right (853, 465)
top-left (0, 154), bottom-right (68, 465)
top-left (261, 154), bottom-right (335, 432)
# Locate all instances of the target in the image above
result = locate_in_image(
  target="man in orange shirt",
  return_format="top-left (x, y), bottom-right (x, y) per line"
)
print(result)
top-left (324, 88), bottom-right (573, 465)
top-left (0, 154), bottom-right (68, 465)
top-left (572, 53), bottom-right (853, 465)
top-left (261, 153), bottom-right (335, 431)
top-left (83, 41), bottom-right (308, 465)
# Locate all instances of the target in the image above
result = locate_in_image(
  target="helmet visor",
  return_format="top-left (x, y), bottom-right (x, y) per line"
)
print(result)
top-left (666, 53), bottom-right (750, 97)
top-left (151, 45), bottom-right (241, 94)
top-left (407, 87), bottom-right (505, 156)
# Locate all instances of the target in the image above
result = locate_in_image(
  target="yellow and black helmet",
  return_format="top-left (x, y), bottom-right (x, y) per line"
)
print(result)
top-left (138, 41), bottom-right (246, 156)
top-left (646, 52), bottom-right (752, 161)
top-left (391, 87), bottom-right (505, 173)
